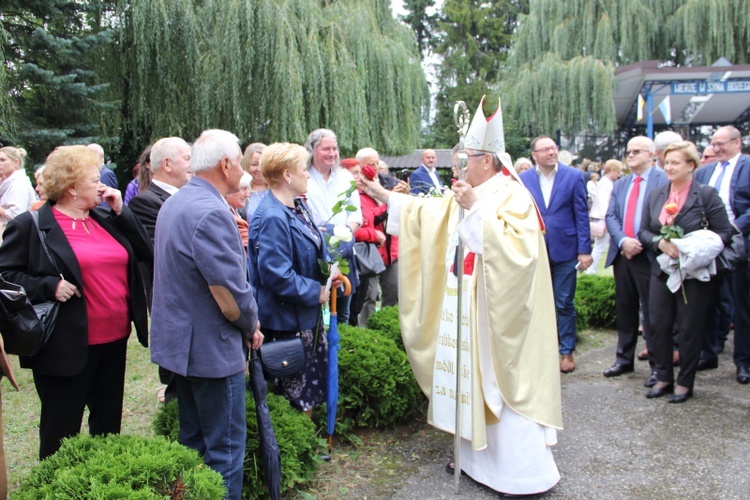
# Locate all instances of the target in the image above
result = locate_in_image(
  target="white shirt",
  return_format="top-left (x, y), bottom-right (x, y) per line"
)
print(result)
top-left (424, 165), bottom-right (442, 190)
top-left (707, 153), bottom-right (739, 224)
top-left (306, 166), bottom-right (362, 229)
top-left (151, 179), bottom-right (180, 196)
top-left (0, 169), bottom-right (38, 223)
top-left (535, 164), bottom-right (558, 208)
top-left (589, 175), bottom-right (614, 220)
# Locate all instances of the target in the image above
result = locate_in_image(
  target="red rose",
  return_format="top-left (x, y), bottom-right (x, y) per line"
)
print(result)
top-left (362, 165), bottom-right (377, 180)
top-left (664, 203), bottom-right (679, 216)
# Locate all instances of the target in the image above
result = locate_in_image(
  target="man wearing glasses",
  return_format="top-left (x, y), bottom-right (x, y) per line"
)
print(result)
top-left (695, 126), bottom-right (750, 384)
top-left (602, 136), bottom-right (667, 386)
top-left (520, 136), bottom-right (592, 373)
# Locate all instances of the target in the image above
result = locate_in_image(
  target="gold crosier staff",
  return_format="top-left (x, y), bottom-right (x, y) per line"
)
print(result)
top-left (451, 100), bottom-right (470, 493)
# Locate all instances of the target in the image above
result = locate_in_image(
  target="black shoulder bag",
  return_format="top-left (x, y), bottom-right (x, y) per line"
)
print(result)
top-left (697, 185), bottom-right (748, 273)
top-left (0, 212), bottom-right (61, 356)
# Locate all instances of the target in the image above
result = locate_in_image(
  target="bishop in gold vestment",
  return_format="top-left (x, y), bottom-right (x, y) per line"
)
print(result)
top-left (364, 98), bottom-right (563, 495)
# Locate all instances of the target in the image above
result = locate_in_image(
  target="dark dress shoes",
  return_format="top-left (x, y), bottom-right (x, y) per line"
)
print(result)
top-left (645, 383), bottom-right (674, 398)
top-left (603, 363), bottom-right (634, 377)
top-left (668, 388), bottom-right (693, 404)
top-left (697, 358), bottom-right (718, 371)
top-left (644, 371), bottom-right (658, 388)
top-left (737, 366), bottom-right (750, 384)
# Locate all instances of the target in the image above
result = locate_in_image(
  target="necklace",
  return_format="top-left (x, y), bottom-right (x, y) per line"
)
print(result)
top-left (54, 207), bottom-right (92, 234)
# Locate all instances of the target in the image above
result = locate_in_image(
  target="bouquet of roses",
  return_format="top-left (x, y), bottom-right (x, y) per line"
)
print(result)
top-left (318, 181), bottom-right (358, 277)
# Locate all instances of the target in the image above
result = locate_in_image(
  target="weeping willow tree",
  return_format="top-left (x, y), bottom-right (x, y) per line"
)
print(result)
top-left (122, 0), bottom-right (427, 155)
top-left (502, 0), bottom-right (750, 136)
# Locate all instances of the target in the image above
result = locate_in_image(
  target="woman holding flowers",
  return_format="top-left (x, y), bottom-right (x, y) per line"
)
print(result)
top-left (639, 141), bottom-right (732, 403)
top-left (248, 142), bottom-right (339, 412)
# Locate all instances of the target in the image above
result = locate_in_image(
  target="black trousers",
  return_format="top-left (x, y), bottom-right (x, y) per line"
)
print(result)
top-left (613, 252), bottom-right (653, 367)
top-left (649, 275), bottom-right (717, 389)
top-left (33, 336), bottom-right (128, 460)
top-left (733, 263), bottom-right (750, 369)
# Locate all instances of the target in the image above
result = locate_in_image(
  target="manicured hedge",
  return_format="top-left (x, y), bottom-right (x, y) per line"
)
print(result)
top-left (15, 434), bottom-right (225, 499)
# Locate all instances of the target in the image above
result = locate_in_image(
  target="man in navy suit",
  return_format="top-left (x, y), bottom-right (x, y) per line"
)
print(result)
top-left (695, 126), bottom-right (750, 384)
top-left (602, 136), bottom-right (667, 385)
top-left (129, 136), bottom-right (192, 404)
top-left (150, 129), bottom-right (263, 499)
top-left (520, 136), bottom-right (592, 373)
top-left (129, 137), bottom-right (192, 242)
top-left (409, 149), bottom-right (443, 195)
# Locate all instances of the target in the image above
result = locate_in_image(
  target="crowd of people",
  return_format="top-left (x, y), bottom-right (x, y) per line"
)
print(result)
top-left (0, 115), bottom-right (746, 498)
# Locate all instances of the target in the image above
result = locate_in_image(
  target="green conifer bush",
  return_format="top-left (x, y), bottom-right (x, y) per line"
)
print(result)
top-left (574, 274), bottom-right (617, 330)
top-left (365, 306), bottom-right (403, 349)
top-left (336, 324), bottom-right (424, 429)
top-left (154, 391), bottom-right (323, 499)
top-left (14, 434), bottom-right (225, 499)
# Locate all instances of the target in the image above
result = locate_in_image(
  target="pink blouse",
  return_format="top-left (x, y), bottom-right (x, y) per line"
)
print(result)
top-left (53, 208), bottom-right (131, 345)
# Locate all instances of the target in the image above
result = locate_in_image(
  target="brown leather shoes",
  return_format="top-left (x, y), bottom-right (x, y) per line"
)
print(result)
top-left (560, 354), bottom-right (575, 373)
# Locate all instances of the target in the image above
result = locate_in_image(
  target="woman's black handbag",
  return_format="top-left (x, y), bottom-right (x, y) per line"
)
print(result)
top-left (354, 241), bottom-right (386, 278)
top-left (0, 278), bottom-right (58, 356)
top-left (259, 336), bottom-right (305, 378)
top-left (0, 211), bottom-right (61, 356)
top-left (697, 186), bottom-right (748, 272)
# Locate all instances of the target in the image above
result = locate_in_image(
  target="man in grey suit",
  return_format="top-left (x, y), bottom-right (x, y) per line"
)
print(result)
top-left (603, 136), bottom-right (667, 386)
top-left (150, 129), bottom-right (263, 499)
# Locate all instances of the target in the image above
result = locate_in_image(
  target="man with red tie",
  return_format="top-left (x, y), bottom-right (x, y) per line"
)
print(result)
top-left (603, 136), bottom-right (667, 386)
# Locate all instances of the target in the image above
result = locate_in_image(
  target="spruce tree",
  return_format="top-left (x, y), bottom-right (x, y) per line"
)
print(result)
top-left (0, 0), bottom-right (119, 167)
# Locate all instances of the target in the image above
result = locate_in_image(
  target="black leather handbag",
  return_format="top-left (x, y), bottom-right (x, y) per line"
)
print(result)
top-left (259, 336), bottom-right (305, 378)
top-left (0, 211), bottom-right (61, 356)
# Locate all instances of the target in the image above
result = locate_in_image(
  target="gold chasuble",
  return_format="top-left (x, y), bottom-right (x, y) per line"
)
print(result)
top-left (394, 173), bottom-right (562, 451)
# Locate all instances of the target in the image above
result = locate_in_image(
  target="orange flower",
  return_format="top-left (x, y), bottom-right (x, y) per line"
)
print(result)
top-left (664, 203), bottom-right (679, 216)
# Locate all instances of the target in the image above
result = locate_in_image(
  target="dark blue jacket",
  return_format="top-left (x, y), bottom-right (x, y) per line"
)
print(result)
top-left (249, 192), bottom-right (328, 331)
top-left (520, 163), bottom-right (592, 262)
top-left (695, 155), bottom-right (750, 238)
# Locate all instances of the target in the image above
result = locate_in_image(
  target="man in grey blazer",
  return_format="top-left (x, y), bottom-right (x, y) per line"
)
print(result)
top-left (603, 136), bottom-right (667, 386)
top-left (151, 129), bottom-right (263, 499)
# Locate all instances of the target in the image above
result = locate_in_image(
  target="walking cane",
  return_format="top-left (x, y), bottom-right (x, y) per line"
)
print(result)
top-left (452, 100), bottom-right (470, 494)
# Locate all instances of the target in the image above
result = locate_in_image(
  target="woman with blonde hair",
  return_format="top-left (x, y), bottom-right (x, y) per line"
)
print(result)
top-left (0, 147), bottom-right (37, 233)
top-left (639, 141), bottom-right (732, 403)
top-left (0, 145), bottom-right (151, 458)
top-left (241, 142), bottom-right (268, 220)
top-left (248, 142), bottom-right (339, 412)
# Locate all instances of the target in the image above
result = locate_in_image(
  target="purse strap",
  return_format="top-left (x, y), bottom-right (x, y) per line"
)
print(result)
top-left (30, 211), bottom-right (64, 279)
top-left (695, 184), bottom-right (710, 229)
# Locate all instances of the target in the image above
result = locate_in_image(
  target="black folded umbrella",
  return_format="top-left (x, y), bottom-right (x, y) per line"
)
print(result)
top-left (247, 349), bottom-right (281, 500)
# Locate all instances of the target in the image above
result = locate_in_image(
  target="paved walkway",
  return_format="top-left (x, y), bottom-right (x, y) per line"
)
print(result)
top-left (393, 334), bottom-right (750, 499)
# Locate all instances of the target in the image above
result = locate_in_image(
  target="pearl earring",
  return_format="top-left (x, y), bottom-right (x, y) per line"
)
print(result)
top-left (287, 178), bottom-right (292, 185)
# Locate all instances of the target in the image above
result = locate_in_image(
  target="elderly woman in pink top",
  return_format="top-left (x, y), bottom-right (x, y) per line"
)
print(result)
top-left (0, 145), bottom-right (151, 459)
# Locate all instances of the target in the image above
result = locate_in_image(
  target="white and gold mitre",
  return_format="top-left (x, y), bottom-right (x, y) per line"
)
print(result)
top-left (464, 95), bottom-right (512, 169)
